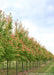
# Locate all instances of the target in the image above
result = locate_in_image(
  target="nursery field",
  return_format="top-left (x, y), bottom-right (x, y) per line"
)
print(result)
top-left (0, 61), bottom-right (43, 75)
top-left (0, 10), bottom-right (54, 75)
top-left (28, 61), bottom-right (54, 75)
top-left (0, 60), bottom-right (54, 75)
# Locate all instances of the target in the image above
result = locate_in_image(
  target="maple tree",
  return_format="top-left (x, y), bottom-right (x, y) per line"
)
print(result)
top-left (0, 10), bottom-right (54, 63)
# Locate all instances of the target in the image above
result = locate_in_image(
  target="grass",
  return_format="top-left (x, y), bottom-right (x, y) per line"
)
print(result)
top-left (45, 65), bottom-right (54, 75)
top-left (48, 65), bottom-right (54, 73)
top-left (27, 61), bottom-right (54, 75)
top-left (0, 60), bottom-right (54, 75)
top-left (0, 61), bottom-right (38, 75)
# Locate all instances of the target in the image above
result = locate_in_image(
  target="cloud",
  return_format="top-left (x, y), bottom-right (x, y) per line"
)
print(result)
top-left (47, 5), bottom-right (54, 11)
top-left (22, 20), bottom-right (38, 36)
top-left (22, 20), bottom-right (54, 54)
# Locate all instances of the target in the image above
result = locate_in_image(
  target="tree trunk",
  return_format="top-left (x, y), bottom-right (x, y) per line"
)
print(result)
top-left (3, 62), bottom-right (4, 70)
top-left (22, 61), bottom-right (24, 75)
top-left (16, 61), bottom-right (18, 75)
top-left (37, 61), bottom-right (38, 67)
top-left (26, 61), bottom-right (28, 71)
top-left (7, 60), bottom-right (8, 75)
top-left (29, 61), bottom-right (31, 70)
top-left (9, 61), bottom-right (11, 68)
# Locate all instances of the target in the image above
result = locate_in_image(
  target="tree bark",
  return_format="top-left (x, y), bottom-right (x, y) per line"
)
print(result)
top-left (16, 61), bottom-right (18, 75)
top-left (26, 61), bottom-right (28, 71)
top-left (7, 60), bottom-right (8, 75)
top-left (29, 61), bottom-right (31, 70)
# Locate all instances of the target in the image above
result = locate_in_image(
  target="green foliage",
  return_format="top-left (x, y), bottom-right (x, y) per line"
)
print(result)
top-left (0, 10), bottom-right (54, 62)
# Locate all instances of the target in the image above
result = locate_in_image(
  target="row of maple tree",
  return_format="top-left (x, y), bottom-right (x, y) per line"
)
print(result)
top-left (0, 10), bottom-right (54, 62)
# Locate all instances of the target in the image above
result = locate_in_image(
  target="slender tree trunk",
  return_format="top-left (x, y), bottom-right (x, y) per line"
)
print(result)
top-left (39, 61), bottom-right (40, 67)
top-left (3, 62), bottom-right (4, 70)
top-left (32, 62), bottom-right (34, 68)
top-left (26, 61), bottom-right (28, 71)
top-left (35, 62), bottom-right (36, 67)
top-left (7, 60), bottom-right (8, 75)
top-left (37, 61), bottom-right (38, 67)
top-left (22, 61), bottom-right (23, 75)
top-left (9, 61), bottom-right (11, 68)
top-left (16, 61), bottom-right (18, 75)
top-left (22, 61), bottom-right (23, 72)
top-left (34, 62), bottom-right (35, 68)
top-left (33, 62), bottom-right (35, 68)
top-left (29, 61), bottom-right (31, 70)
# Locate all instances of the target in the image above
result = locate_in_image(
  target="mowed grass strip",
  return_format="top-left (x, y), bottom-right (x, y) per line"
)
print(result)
top-left (30, 61), bottom-right (54, 73)
top-left (0, 61), bottom-right (54, 75)
top-left (48, 65), bottom-right (54, 73)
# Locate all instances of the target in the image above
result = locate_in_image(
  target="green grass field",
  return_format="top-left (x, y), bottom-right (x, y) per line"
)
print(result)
top-left (49, 66), bottom-right (54, 72)
top-left (27, 61), bottom-right (54, 75)
top-left (0, 60), bottom-right (54, 75)
top-left (0, 61), bottom-right (39, 75)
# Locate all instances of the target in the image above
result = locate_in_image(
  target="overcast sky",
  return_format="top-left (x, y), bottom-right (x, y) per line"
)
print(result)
top-left (0, 0), bottom-right (54, 54)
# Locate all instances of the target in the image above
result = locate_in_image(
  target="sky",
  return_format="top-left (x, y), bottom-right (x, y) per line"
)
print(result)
top-left (0, 0), bottom-right (54, 54)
